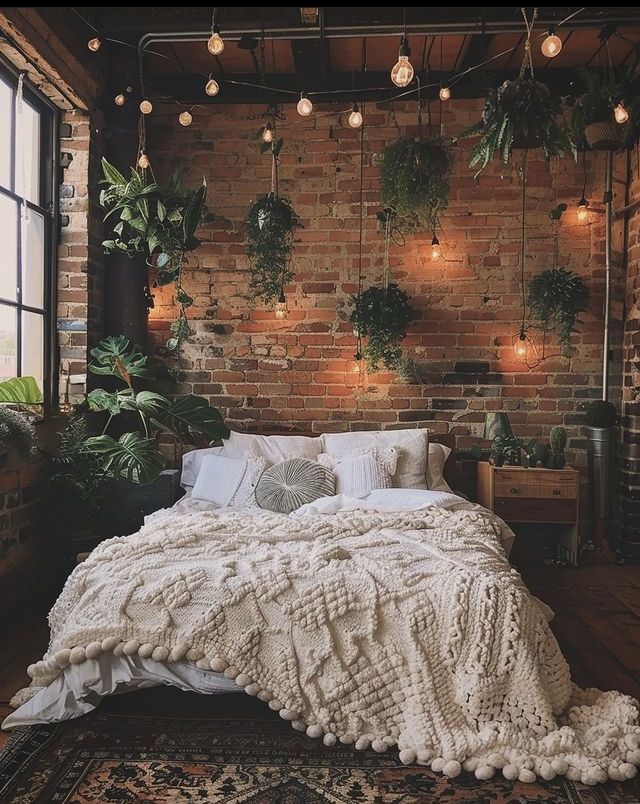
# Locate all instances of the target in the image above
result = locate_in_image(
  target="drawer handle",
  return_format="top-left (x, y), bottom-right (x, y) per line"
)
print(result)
top-left (510, 487), bottom-right (519, 494)
top-left (552, 489), bottom-right (561, 496)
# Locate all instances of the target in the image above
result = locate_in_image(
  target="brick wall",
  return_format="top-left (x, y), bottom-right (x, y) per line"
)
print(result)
top-left (145, 100), bottom-right (626, 511)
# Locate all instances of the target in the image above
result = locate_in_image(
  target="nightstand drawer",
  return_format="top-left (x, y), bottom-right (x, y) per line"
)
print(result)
top-left (494, 479), bottom-right (577, 499)
top-left (494, 496), bottom-right (577, 523)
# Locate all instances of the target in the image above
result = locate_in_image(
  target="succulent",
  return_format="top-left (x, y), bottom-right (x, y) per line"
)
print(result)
top-left (549, 426), bottom-right (567, 469)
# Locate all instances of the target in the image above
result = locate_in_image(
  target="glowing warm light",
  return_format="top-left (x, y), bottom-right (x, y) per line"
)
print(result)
top-left (541, 32), bottom-right (562, 58)
top-left (275, 307), bottom-right (287, 320)
top-left (348, 104), bottom-right (363, 128)
top-left (137, 152), bottom-right (150, 170)
top-left (577, 197), bottom-right (589, 222)
top-left (179, 110), bottom-right (193, 127)
top-left (297, 94), bottom-right (313, 116)
top-left (352, 353), bottom-right (364, 374)
top-left (614, 103), bottom-right (629, 124)
top-left (88, 37), bottom-right (102, 52)
top-left (114, 93), bottom-right (125, 106)
top-left (205, 77), bottom-right (220, 97)
top-left (262, 122), bottom-right (273, 143)
top-left (512, 328), bottom-right (538, 366)
top-left (139, 99), bottom-right (153, 115)
top-left (391, 37), bottom-right (414, 88)
top-left (207, 29), bottom-right (225, 56)
top-left (431, 235), bottom-right (441, 260)
top-left (275, 291), bottom-right (287, 319)
top-left (514, 336), bottom-right (528, 360)
top-left (439, 86), bottom-right (451, 101)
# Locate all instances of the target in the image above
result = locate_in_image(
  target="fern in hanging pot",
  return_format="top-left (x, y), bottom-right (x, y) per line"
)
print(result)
top-left (245, 192), bottom-right (301, 305)
top-left (527, 268), bottom-right (590, 357)
top-left (570, 66), bottom-right (640, 151)
top-left (350, 284), bottom-right (414, 372)
top-left (378, 137), bottom-right (453, 232)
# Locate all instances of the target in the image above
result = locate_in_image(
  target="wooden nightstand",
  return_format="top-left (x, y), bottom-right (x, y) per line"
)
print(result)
top-left (477, 462), bottom-right (580, 564)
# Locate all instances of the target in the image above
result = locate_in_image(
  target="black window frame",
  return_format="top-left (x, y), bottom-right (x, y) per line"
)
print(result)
top-left (0, 58), bottom-right (58, 413)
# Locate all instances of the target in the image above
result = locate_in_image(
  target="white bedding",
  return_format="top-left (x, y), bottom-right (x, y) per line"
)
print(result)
top-left (4, 489), bottom-right (514, 729)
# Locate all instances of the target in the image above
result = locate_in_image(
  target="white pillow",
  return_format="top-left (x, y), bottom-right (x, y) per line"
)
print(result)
top-left (223, 431), bottom-right (322, 465)
top-left (318, 447), bottom-right (398, 498)
top-left (320, 429), bottom-right (428, 489)
top-left (180, 446), bottom-right (224, 489)
top-left (427, 442), bottom-right (453, 493)
top-left (191, 454), bottom-right (266, 507)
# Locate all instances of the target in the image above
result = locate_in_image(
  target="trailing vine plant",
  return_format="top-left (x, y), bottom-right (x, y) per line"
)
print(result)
top-left (350, 283), bottom-right (414, 372)
top-left (528, 268), bottom-right (590, 358)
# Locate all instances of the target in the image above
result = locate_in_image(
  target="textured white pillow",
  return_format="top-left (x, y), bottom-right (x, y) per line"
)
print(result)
top-left (427, 442), bottom-right (453, 493)
top-left (223, 431), bottom-right (321, 465)
top-left (256, 458), bottom-right (335, 514)
top-left (320, 429), bottom-right (428, 489)
top-left (191, 454), bottom-right (266, 507)
top-left (318, 447), bottom-right (398, 498)
top-left (180, 446), bottom-right (224, 489)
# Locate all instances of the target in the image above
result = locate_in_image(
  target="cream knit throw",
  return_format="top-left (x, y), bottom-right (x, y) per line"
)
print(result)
top-left (17, 509), bottom-right (640, 785)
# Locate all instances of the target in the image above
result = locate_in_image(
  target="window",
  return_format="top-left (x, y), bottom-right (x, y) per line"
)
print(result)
top-left (0, 63), bottom-right (56, 406)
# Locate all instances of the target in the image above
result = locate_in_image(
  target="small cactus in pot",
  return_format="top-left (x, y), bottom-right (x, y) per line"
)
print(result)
top-left (549, 426), bottom-right (567, 469)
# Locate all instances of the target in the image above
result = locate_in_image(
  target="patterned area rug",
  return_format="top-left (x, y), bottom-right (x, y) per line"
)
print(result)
top-left (1, 689), bottom-right (639, 803)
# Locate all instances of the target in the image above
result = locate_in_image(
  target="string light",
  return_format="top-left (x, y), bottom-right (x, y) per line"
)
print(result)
top-left (137, 152), bottom-right (150, 170)
top-left (262, 122), bottom-right (274, 143)
top-left (391, 36), bottom-right (414, 88)
top-left (87, 37), bottom-right (102, 52)
top-left (179, 110), bottom-right (193, 126)
top-left (512, 327), bottom-right (538, 365)
top-left (348, 103), bottom-right (363, 128)
top-left (114, 93), bottom-right (125, 106)
top-left (205, 76), bottom-right (220, 96)
top-left (297, 92), bottom-right (313, 116)
top-left (430, 234), bottom-right (441, 260)
top-left (139, 99), bottom-right (153, 115)
top-left (541, 27), bottom-right (562, 58)
top-left (207, 25), bottom-right (224, 56)
top-left (614, 102), bottom-right (629, 124)
top-left (577, 196), bottom-right (589, 222)
top-left (274, 290), bottom-right (287, 320)
top-left (439, 86), bottom-right (451, 101)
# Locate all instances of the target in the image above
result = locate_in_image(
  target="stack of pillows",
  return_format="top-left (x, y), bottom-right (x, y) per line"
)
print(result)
top-left (183, 429), bottom-right (454, 515)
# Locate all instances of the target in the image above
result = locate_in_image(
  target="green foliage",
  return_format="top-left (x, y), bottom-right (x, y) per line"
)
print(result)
top-left (0, 376), bottom-right (42, 404)
top-left (83, 432), bottom-right (167, 484)
top-left (490, 435), bottom-right (526, 466)
top-left (584, 400), bottom-right (618, 428)
top-left (99, 158), bottom-right (207, 350)
top-left (379, 138), bottom-right (453, 232)
top-left (528, 268), bottom-right (590, 357)
top-left (461, 78), bottom-right (573, 175)
top-left (245, 193), bottom-right (301, 305)
top-left (350, 283), bottom-right (414, 372)
top-left (0, 407), bottom-right (38, 458)
top-left (570, 66), bottom-right (640, 149)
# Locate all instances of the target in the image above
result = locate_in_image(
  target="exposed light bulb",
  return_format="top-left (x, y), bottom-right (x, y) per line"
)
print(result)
top-left (391, 36), bottom-right (414, 88)
top-left (137, 152), bottom-right (150, 170)
top-left (297, 93), bottom-right (313, 116)
top-left (614, 102), bottom-right (629, 124)
top-left (262, 122), bottom-right (273, 143)
top-left (577, 197), bottom-right (589, 223)
top-left (353, 352), bottom-right (364, 374)
top-left (514, 335), bottom-right (528, 360)
top-left (88, 37), bottom-right (102, 52)
top-left (439, 86), bottom-right (451, 101)
top-left (207, 26), bottom-right (224, 56)
top-left (512, 328), bottom-right (538, 365)
top-left (139, 99), bottom-right (153, 115)
top-left (205, 77), bottom-right (220, 97)
top-left (275, 291), bottom-right (287, 319)
top-left (275, 306), bottom-right (287, 320)
top-left (541, 28), bottom-right (562, 58)
top-left (431, 235), bottom-right (441, 260)
top-left (114, 93), bottom-right (126, 106)
top-left (179, 110), bottom-right (193, 127)
top-left (348, 104), bottom-right (363, 128)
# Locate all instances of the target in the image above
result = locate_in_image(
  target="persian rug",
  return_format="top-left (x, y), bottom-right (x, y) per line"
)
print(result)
top-left (1, 690), bottom-right (639, 804)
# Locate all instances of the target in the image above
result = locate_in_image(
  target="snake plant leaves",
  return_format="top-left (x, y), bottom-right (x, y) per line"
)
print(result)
top-left (83, 432), bottom-right (166, 484)
top-left (0, 376), bottom-right (43, 404)
top-left (182, 178), bottom-right (207, 243)
top-left (89, 336), bottom-right (156, 383)
top-left (151, 394), bottom-right (229, 443)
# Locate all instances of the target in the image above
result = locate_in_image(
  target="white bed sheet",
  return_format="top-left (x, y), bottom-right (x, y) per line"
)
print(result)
top-left (4, 489), bottom-right (516, 729)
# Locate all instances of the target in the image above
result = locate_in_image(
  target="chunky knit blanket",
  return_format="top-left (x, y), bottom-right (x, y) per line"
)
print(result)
top-left (18, 508), bottom-right (640, 785)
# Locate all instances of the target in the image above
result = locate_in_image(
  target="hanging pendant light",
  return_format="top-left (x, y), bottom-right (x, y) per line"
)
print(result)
top-left (87, 37), bottom-right (102, 52)
top-left (512, 326), bottom-right (539, 366)
top-left (207, 24), bottom-right (225, 55)
top-left (391, 36), bottom-right (414, 87)
top-left (274, 290), bottom-right (287, 320)
top-left (137, 152), bottom-right (150, 170)
top-left (614, 102), bottom-right (629, 124)
top-left (139, 99), bottom-right (153, 115)
top-left (348, 102), bottom-right (363, 128)
top-left (205, 76), bottom-right (220, 96)
top-left (577, 196), bottom-right (589, 222)
top-left (439, 86), bottom-right (451, 101)
top-left (114, 93), bottom-right (125, 106)
top-left (541, 27), bottom-right (562, 58)
top-left (179, 110), bottom-right (193, 127)
top-left (297, 92), bottom-right (313, 116)
top-left (430, 234), bottom-right (441, 260)
top-left (262, 122), bottom-right (274, 143)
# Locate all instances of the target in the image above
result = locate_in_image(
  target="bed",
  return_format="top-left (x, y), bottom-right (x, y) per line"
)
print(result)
top-left (3, 428), bottom-right (639, 786)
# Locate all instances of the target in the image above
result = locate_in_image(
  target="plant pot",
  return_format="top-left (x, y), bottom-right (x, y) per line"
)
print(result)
top-left (584, 426), bottom-right (615, 519)
top-left (549, 454), bottom-right (566, 470)
top-left (584, 121), bottom-right (627, 151)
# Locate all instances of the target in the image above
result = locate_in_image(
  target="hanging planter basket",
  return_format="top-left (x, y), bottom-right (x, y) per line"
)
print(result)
top-left (584, 121), bottom-right (628, 151)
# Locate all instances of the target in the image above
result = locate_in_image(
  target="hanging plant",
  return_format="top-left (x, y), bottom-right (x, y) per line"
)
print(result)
top-left (570, 66), bottom-right (640, 151)
top-left (350, 284), bottom-right (414, 372)
top-left (245, 192), bottom-right (301, 305)
top-left (378, 137), bottom-right (453, 232)
top-left (528, 268), bottom-right (590, 358)
top-left (99, 158), bottom-right (208, 351)
top-left (461, 78), bottom-right (573, 175)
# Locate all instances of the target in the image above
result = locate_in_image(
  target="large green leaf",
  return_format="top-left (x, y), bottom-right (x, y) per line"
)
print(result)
top-left (152, 394), bottom-right (229, 443)
top-left (86, 388), bottom-right (135, 415)
top-left (100, 157), bottom-right (126, 187)
top-left (134, 391), bottom-right (170, 418)
top-left (182, 179), bottom-right (207, 243)
top-left (83, 433), bottom-right (166, 484)
top-left (89, 336), bottom-right (156, 383)
top-left (0, 376), bottom-right (43, 404)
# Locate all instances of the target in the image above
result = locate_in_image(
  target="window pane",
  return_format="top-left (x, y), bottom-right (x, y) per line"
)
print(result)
top-left (0, 79), bottom-right (11, 191)
top-left (0, 303), bottom-right (17, 380)
top-left (21, 209), bottom-right (44, 309)
top-left (21, 310), bottom-right (43, 388)
top-left (15, 100), bottom-right (40, 205)
top-left (0, 193), bottom-right (18, 302)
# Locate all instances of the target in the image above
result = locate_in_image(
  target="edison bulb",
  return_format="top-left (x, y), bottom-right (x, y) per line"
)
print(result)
top-left (430, 237), bottom-right (441, 259)
top-left (137, 153), bottom-right (150, 170)
top-left (391, 55), bottom-right (414, 88)
top-left (514, 337), bottom-right (528, 360)
top-left (439, 86), bottom-right (451, 101)
top-left (114, 93), bottom-right (125, 106)
top-left (541, 33), bottom-right (562, 58)
top-left (348, 106), bottom-right (363, 128)
top-left (88, 37), bottom-right (101, 52)
top-left (207, 31), bottom-right (224, 56)
top-left (614, 103), bottom-right (629, 124)
top-left (577, 199), bottom-right (589, 222)
top-left (179, 110), bottom-right (193, 127)
top-left (274, 306), bottom-right (287, 320)
top-left (262, 123), bottom-right (273, 143)
top-left (205, 78), bottom-right (220, 97)
top-left (139, 99), bottom-right (153, 115)
top-left (297, 95), bottom-right (313, 116)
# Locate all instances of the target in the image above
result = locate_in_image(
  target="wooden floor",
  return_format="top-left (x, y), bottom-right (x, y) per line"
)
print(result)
top-left (1, 565), bottom-right (639, 753)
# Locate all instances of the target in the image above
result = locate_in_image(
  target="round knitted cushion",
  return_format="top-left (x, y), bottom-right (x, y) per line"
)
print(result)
top-left (255, 458), bottom-right (335, 514)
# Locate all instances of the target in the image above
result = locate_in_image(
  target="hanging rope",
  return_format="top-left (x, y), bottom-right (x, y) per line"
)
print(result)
top-left (519, 7), bottom-right (539, 79)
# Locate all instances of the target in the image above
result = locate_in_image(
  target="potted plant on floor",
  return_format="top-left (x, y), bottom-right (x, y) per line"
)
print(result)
top-left (0, 376), bottom-right (42, 468)
top-left (583, 400), bottom-right (617, 522)
top-left (570, 66), bottom-right (640, 151)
